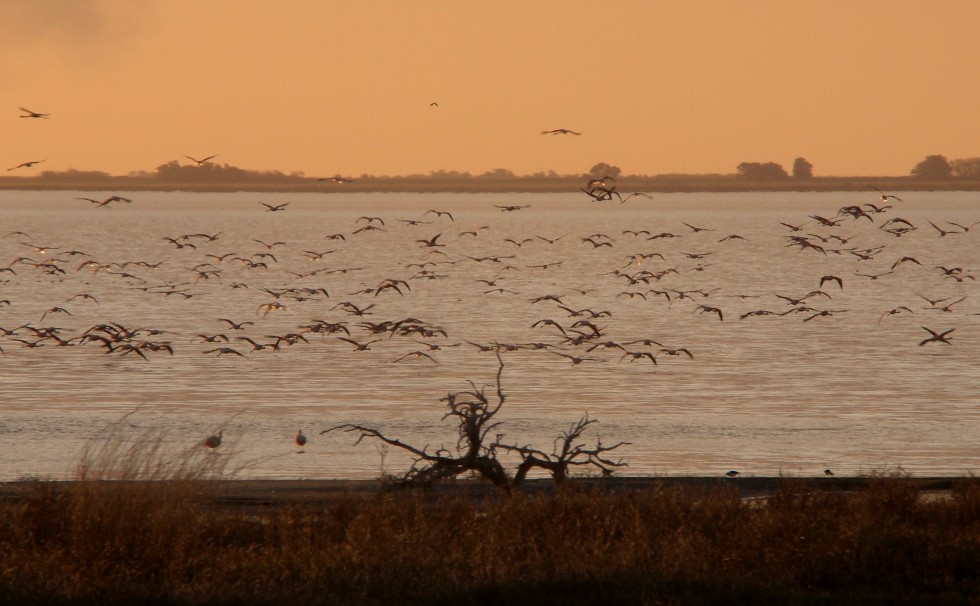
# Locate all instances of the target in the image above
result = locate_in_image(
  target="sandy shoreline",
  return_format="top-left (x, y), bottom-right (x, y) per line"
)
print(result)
top-left (1, 476), bottom-right (964, 511)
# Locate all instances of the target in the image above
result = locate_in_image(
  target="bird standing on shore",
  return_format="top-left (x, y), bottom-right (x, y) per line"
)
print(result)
top-left (295, 429), bottom-right (307, 452)
top-left (203, 430), bottom-right (223, 448)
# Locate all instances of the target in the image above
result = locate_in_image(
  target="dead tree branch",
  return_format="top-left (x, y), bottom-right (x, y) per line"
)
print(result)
top-left (322, 350), bottom-right (629, 491)
top-left (498, 414), bottom-right (630, 487)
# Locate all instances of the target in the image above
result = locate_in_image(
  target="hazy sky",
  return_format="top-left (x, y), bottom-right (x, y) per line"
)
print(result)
top-left (4, 1), bottom-right (979, 178)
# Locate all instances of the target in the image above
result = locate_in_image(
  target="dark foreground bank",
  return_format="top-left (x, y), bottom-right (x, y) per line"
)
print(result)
top-left (0, 476), bottom-right (977, 606)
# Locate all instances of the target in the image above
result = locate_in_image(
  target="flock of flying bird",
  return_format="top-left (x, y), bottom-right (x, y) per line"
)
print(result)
top-left (5, 106), bottom-right (976, 466)
top-left (1, 179), bottom-right (975, 461)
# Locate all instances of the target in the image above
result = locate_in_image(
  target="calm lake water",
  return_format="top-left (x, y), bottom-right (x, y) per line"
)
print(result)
top-left (0, 190), bottom-right (977, 480)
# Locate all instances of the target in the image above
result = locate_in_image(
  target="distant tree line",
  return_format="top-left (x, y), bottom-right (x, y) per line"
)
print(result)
top-left (733, 155), bottom-right (980, 181)
top-left (6, 155), bottom-right (980, 191)
top-left (911, 154), bottom-right (980, 180)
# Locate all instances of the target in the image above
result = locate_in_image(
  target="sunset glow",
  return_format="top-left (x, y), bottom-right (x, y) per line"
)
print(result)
top-left (4, 0), bottom-right (979, 178)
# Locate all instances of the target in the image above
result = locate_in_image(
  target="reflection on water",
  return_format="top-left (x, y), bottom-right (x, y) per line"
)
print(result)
top-left (0, 190), bottom-right (977, 479)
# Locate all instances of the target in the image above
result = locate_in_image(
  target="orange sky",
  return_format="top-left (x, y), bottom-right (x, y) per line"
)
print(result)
top-left (3, 0), bottom-right (979, 178)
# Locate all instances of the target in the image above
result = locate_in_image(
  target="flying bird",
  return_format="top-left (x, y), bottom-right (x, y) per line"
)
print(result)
top-left (77, 195), bottom-right (132, 207)
top-left (184, 154), bottom-right (217, 166)
top-left (218, 318), bottom-right (254, 330)
top-left (879, 307), bottom-right (913, 323)
top-left (204, 347), bottom-right (245, 357)
top-left (918, 327), bottom-right (954, 346)
top-left (819, 275), bottom-right (843, 290)
top-left (393, 351), bottom-right (438, 364)
top-left (424, 209), bottom-right (454, 221)
top-left (7, 160), bottom-right (44, 171)
top-left (872, 186), bottom-right (903, 203)
top-left (541, 129), bottom-right (582, 135)
top-left (695, 305), bottom-right (724, 321)
top-left (620, 192), bottom-right (654, 203)
top-left (260, 202), bottom-right (289, 212)
top-left (337, 336), bottom-right (380, 351)
top-left (19, 107), bottom-right (49, 119)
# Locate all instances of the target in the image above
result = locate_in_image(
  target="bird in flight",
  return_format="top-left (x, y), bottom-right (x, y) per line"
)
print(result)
top-left (204, 347), bottom-right (245, 357)
top-left (337, 336), bottom-right (380, 351)
top-left (7, 160), bottom-right (44, 171)
top-left (424, 209), bottom-right (454, 221)
top-left (19, 107), bottom-right (49, 119)
top-left (541, 129), bottom-right (582, 135)
top-left (318, 176), bottom-right (354, 183)
top-left (77, 195), bottom-right (132, 207)
top-left (260, 202), bottom-right (289, 212)
top-left (918, 327), bottom-right (954, 346)
top-left (218, 318), bottom-right (254, 330)
top-left (184, 154), bottom-right (217, 166)
top-left (872, 186), bottom-right (903, 203)
top-left (552, 352), bottom-right (598, 365)
top-left (393, 351), bottom-right (438, 364)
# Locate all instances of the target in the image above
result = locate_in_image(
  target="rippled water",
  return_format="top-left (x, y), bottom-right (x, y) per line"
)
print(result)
top-left (0, 190), bottom-right (977, 480)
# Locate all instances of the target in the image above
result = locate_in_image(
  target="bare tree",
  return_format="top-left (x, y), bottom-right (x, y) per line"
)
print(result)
top-left (498, 414), bottom-right (629, 487)
top-left (323, 352), bottom-right (628, 491)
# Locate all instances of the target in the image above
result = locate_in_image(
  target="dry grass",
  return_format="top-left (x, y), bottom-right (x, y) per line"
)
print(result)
top-left (1, 472), bottom-right (978, 605)
top-left (0, 419), bottom-right (976, 605)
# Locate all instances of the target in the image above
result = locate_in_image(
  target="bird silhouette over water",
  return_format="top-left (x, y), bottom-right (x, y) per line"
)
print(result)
top-left (204, 347), bottom-right (245, 357)
top-left (260, 202), bottom-right (289, 212)
top-left (918, 327), bottom-right (954, 346)
top-left (218, 318), bottom-right (254, 330)
top-left (541, 129), bottom-right (581, 135)
top-left (872, 186), bottom-right (903, 203)
top-left (337, 336), bottom-right (380, 351)
top-left (77, 195), bottom-right (132, 207)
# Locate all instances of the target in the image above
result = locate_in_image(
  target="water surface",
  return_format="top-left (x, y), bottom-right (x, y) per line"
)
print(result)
top-left (0, 190), bottom-right (976, 480)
